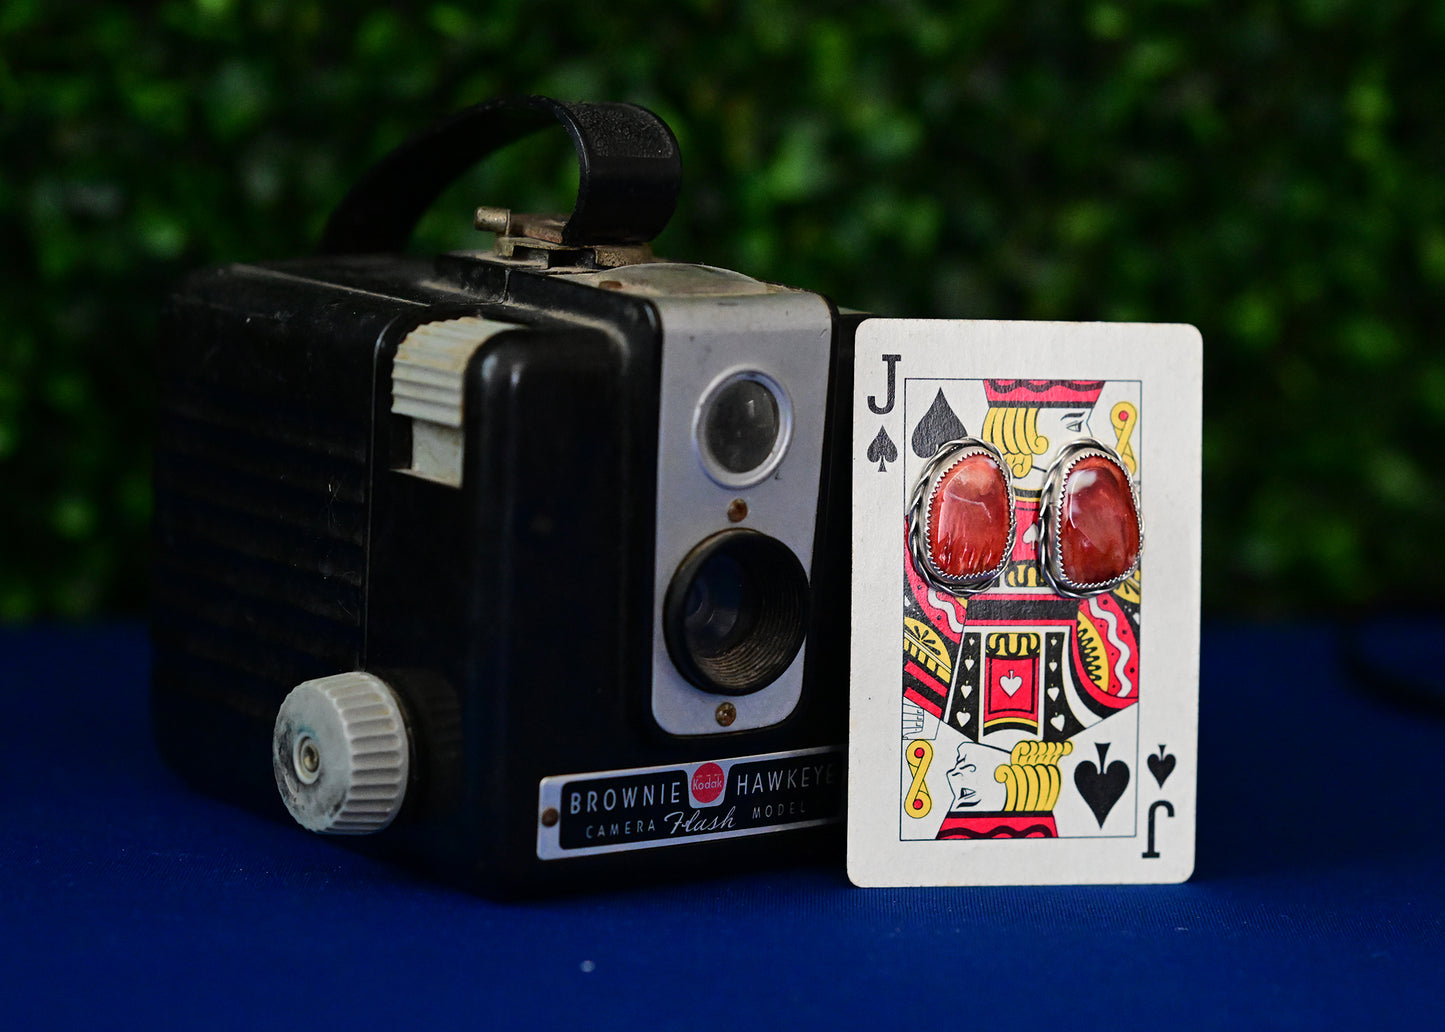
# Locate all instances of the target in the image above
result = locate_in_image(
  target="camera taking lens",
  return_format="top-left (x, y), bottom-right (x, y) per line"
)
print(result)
top-left (664, 529), bottom-right (810, 696)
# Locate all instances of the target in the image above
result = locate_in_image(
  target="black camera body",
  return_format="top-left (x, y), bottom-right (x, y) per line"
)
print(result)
top-left (151, 98), bottom-right (856, 896)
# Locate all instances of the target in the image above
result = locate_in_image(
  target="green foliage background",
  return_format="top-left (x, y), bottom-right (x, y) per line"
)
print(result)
top-left (3, 0), bottom-right (1443, 618)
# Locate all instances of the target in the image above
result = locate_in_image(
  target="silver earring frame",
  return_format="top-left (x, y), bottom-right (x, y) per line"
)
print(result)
top-left (907, 438), bottom-right (1018, 596)
top-left (1038, 438), bottom-right (1143, 599)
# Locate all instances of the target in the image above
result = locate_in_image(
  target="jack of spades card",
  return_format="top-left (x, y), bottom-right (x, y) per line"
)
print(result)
top-left (848, 321), bottom-right (1199, 887)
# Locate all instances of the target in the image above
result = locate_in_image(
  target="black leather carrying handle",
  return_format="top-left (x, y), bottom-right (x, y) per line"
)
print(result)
top-left (318, 95), bottom-right (681, 254)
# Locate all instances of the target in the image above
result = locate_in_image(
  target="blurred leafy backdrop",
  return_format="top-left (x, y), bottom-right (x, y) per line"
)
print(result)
top-left (3, 0), bottom-right (1443, 618)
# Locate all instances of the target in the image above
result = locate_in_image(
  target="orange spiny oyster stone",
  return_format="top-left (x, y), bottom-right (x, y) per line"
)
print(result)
top-left (1059, 455), bottom-right (1140, 586)
top-left (926, 453), bottom-right (1011, 580)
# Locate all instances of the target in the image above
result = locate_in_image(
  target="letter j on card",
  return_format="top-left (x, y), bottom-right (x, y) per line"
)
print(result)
top-left (847, 320), bottom-right (1202, 886)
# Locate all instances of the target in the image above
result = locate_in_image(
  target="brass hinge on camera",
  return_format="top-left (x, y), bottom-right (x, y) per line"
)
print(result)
top-left (474, 205), bottom-right (658, 270)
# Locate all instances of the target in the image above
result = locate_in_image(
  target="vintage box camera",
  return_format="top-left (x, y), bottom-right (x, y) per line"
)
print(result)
top-left (151, 97), bottom-right (857, 896)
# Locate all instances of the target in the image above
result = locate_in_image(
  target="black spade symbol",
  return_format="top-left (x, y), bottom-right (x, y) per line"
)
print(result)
top-left (1148, 745), bottom-right (1176, 788)
top-left (911, 389), bottom-right (967, 459)
top-left (867, 426), bottom-right (899, 472)
top-left (1074, 743), bottom-right (1130, 827)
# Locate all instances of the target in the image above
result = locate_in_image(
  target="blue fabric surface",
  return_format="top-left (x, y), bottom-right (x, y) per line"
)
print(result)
top-left (4, 623), bottom-right (1441, 1030)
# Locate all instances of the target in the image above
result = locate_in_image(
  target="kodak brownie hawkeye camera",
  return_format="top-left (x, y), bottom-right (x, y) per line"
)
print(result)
top-left (151, 96), bottom-right (858, 896)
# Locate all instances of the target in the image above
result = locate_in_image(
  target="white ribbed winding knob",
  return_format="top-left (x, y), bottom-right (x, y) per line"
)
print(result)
top-left (272, 672), bottom-right (410, 835)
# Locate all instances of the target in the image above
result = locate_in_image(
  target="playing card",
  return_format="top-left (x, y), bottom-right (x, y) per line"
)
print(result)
top-left (847, 320), bottom-right (1201, 886)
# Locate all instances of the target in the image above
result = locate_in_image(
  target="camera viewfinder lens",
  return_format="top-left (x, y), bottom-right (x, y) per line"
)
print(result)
top-left (698, 374), bottom-right (786, 481)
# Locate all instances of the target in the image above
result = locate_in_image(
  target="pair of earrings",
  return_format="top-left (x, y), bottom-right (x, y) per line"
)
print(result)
top-left (907, 437), bottom-right (1142, 599)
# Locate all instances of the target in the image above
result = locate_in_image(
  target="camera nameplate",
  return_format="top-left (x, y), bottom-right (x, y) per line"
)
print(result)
top-left (536, 745), bottom-right (843, 859)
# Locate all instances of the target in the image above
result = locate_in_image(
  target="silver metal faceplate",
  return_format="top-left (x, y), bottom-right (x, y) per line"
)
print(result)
top-left (638, 268), bottom-right (833, 736)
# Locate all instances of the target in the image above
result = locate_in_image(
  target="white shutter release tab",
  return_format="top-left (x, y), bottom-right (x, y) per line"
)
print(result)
top-left (273, 672), bottom-right (410, 835)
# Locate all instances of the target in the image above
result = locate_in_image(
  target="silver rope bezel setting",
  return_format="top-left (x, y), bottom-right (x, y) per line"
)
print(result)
top-left (1038, 438), bottom-right (1144, 599)
top-left (906, 438), bottom-right (1017, 597)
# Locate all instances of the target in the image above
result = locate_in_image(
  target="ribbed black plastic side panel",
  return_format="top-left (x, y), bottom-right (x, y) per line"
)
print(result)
top-left (151, 261), bottom-right (435, 803)
top-left (152, 408), bottom-right (369, 803)
top-left (154, 390), bottom-right (368, 687)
